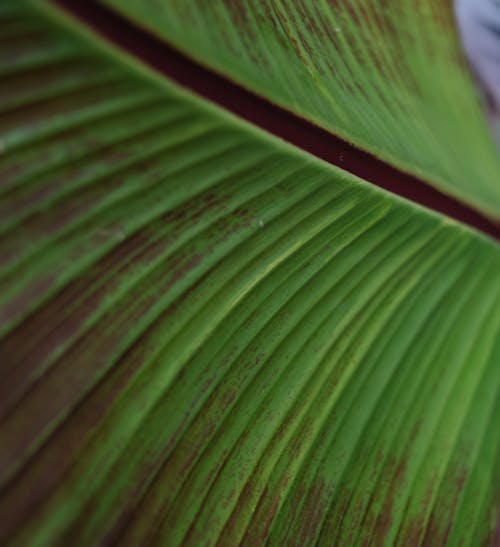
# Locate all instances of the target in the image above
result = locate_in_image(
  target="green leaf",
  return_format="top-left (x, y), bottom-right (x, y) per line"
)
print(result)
top-left (0, 1), bottom-right (499, 546)
top-left (101, 0), bottom-right (500, 219)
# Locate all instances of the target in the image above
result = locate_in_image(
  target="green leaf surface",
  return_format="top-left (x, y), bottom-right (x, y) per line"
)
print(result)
top-left (1, 2), bottom-right (500, 546)
top-left (101, 0), bottom-right (500, 219)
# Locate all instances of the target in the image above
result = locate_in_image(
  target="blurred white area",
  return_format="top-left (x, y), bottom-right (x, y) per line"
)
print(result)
top-left (455, 0), bottom-right (500, 143)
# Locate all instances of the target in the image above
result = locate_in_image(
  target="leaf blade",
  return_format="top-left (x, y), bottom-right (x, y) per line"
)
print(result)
top-left (0, 2), bottom-right (499, 546)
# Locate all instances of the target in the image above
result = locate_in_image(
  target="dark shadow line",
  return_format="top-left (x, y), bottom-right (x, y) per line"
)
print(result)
top-left (54, 0), bottom-right (500, 241)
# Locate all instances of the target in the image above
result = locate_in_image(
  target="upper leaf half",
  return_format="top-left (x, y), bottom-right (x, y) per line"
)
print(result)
top-left (101, 0), bottom-right (500, 219)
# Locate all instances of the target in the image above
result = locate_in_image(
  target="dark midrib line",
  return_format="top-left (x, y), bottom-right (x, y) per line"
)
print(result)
top-left (54, 0), bottom-right (500, 241)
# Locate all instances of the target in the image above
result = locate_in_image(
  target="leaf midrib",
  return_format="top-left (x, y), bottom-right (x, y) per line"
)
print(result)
top-left (49, 0), bottom-right (500, 242)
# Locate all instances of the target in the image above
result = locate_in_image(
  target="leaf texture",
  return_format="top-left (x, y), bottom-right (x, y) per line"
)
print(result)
top-left (1, 2), bottom-right (500, 546)
top-left (101, 0), bottom-right (500, 219)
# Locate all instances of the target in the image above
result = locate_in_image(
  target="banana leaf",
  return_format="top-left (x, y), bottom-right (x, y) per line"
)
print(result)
top-left (0, 1), bottom-right (499, 546)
